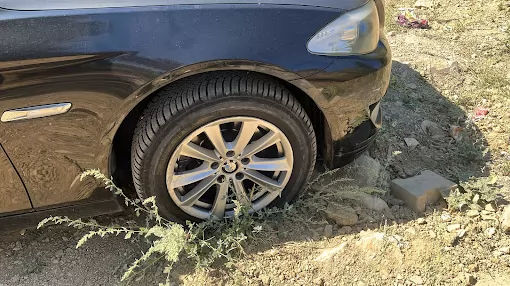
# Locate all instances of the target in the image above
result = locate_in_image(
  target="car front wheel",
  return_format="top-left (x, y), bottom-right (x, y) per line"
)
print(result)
top-left (131, 72), bottom-right (316, 222)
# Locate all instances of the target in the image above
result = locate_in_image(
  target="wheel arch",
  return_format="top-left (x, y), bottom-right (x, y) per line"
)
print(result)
top-left (109, 61), bottom-right (331, 186)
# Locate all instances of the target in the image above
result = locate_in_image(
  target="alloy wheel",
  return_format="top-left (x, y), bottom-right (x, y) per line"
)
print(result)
top-left (165, 116), bottom-right (294, 220)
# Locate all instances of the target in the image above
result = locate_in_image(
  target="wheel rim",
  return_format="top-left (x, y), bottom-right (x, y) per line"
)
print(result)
top-left (166, 116), bottom-right (294, 220)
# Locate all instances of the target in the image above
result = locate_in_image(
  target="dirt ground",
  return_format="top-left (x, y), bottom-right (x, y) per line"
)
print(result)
top-left (1, 0), bottom-right (510, 285)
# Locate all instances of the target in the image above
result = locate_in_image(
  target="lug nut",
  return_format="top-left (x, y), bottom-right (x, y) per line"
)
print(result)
top-left (226, 150), bottom-right (235, 157)
top-left (241, 158), bottom-right (250, 165)
top-left (217, 175), bottom-right (226, 183)
top-left (235, 173), bottom-right (244, 180)
top-left (211, 162), bottom-right (219, 169)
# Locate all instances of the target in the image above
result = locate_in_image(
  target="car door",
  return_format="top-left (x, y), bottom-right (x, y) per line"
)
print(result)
top-left (0, 144), bottom-right (31, 215)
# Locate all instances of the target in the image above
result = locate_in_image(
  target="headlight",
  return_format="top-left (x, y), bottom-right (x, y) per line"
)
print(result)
top-left (307, 1), bottom-right (380, 56)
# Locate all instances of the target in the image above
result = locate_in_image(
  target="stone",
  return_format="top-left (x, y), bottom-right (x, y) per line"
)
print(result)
top-left (260, 274), bottom-right (270, 285)
top-left (338, 226), bottom-right (352, 235)
top-left (406, 83), bottom-right (418, 89)
top-left (409, 275), bottom-right (424, 285)
top-left (414, 0), bottom-right (433, 8)
top-left (485, 227), bottom-right (496, 237)
top-left (466, 210), bottom-right (479, 218)
top-left (465, 274), bottom-right (476, 285)
top-left (421, 120), bottom-right (445, 139)
top-left (417, 218), bottom-right (426, 225)
top-left (447, 224), bottom-right (461, 232)
top-left (312, 155), bottom-right (384, 191)
top-left (325, 203), bottom-right (358, 226)
top-left (314, 242), bottom-right (348, 261)
top-left (441, 213), bottom-right (452, 222)
top-left (481, 214), bottom-right (497, 221)
top-left (324, 225), bottom-right (333, 238)
top-left (484, 203), bottom-right (496, 212)
top-left (360, 193), bottom-right (389, 211)
top-left (456, 229), bottom-right (466, 238)
top-left (355, 232), bottom-right (403, 262)
top-left (501, 206), bottom-right (510, 233)
top-left (390, 170), bottom-right (457, 213)
top-left (404, 138), bottom-right (420, 148)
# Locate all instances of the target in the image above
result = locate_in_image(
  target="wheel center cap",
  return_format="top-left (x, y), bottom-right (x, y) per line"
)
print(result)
top-left (222, 160), bottom-right (238, 173)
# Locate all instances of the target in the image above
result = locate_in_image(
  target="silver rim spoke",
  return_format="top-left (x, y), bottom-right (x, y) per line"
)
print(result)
top-left (243, 169), bottom-right (283, 193)
top-left (244, 156), bottom-right (291, 171)
top-left (241, 130), bottom-right (280, 158)
top-left (180, 142), bottom-right (219, 162)
top-left (170, 163), bottom-right (215, 188)
top-left (166, 117), bottom-right (293, 220)
top-left (231, 179), bottom-right (251, 206)
top-left (211, 183), bottom-right (228, 219)
top-left (231, 120), bottom-right (259, 155)
top-left (204, 125), bottom-right (228, 157)
top-left (180, 174), bottom-right (218, 206)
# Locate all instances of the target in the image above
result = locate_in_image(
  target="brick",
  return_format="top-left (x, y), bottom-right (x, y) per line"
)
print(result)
top-left (390, 170), bottom-right (457, 213)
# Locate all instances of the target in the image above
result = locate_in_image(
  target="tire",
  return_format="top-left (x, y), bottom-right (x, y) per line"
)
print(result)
top-left (131, 72), bottom-right (316, 222)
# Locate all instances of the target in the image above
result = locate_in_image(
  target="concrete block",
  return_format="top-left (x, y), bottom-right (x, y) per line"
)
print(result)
top-left (390, 170), bottom-right (457, 212)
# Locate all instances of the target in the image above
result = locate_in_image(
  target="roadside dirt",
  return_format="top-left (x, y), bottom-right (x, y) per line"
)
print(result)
top-left (1, 0), bottom-right (510, 285)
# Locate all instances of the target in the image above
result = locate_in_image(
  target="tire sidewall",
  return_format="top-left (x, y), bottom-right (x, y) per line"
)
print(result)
top-left (140, 96), bottom-right (314, 222)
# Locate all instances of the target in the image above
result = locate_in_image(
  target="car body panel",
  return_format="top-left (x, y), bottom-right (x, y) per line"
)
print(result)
top-left (0, 144), bottom-right (31, 215)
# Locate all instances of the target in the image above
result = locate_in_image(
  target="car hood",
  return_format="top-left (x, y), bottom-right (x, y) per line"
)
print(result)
top-left (0, 0), bottom-right (369, 11)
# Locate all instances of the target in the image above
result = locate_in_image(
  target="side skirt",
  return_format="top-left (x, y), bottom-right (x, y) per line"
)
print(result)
top-left (0, 199), bottom-right (124, 232)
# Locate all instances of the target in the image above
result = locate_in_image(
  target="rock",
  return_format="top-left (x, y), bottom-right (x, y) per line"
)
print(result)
top-left (484, 203), bottom-right (496, 212)
top-left (450, 125), bottom-right (463, 141)
top-left (465, 274), bottom-right (477, 285)
top-left (315, 242), bottom-right (348, 261)
top-left (447, 224), bottom-right (461, 232)
top-left (404, 138), bottom-right (420, 148)
top-left (260, 274), bottom-right (270, 285)
top-left (355, 232), bottom-right (404, 262)
top-left (501, 206), bottom-right (510, 233)
top-left (325, 203), bottom-right (358, 226)
top-left (417, 218), bottom-right (426, 225)
top-left (441, 213), bottom-right (452, 222)
top-left (485, 227), bottom-right (496, 237)
top-left (313, 277), bottom-right (325, 286)
top-left (360, 193), bottom-right (389, 211)
top-left (414, 0), bottom-right (433, 8)
top-left (429, 230), bottom-right (437, 238)
top-left (324, 225), bottom-right (333, 238)
top-left (456, 229), bottom-right (466, 238)
top-left (338, 226), bottom-right (352, 235)
top-left (493, 247), bottom-right (510, 257)
top-left (42, 237), bottom-right (50, 243)
top-left (390, 170), bottom-right (457, 213)
top-left (405, 227), bottom-right (417, 236)
top-left (12, 242), bottom-right (22, 251)
top-left (466, 210), bottom-right (479, 218)
top-left (313, 155), bottom-right (384, 190)
top-left (62, 236), bottom-right (70, 242)
top-left (406, 83), bottom-right (418, 89)
top-left (421, 120), bottom-right (445, 139)
top-left (481, 213), bottom-right (497, 221)
top-left (409, 275), bottom-right (424, 285)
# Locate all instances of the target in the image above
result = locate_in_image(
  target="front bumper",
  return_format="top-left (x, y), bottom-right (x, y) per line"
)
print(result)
top-left (302, 34), bottom-right (391, 168)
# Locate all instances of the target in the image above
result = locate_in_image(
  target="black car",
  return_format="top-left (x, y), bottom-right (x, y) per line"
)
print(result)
top-left (0, 0), bottom-right (391, 228)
